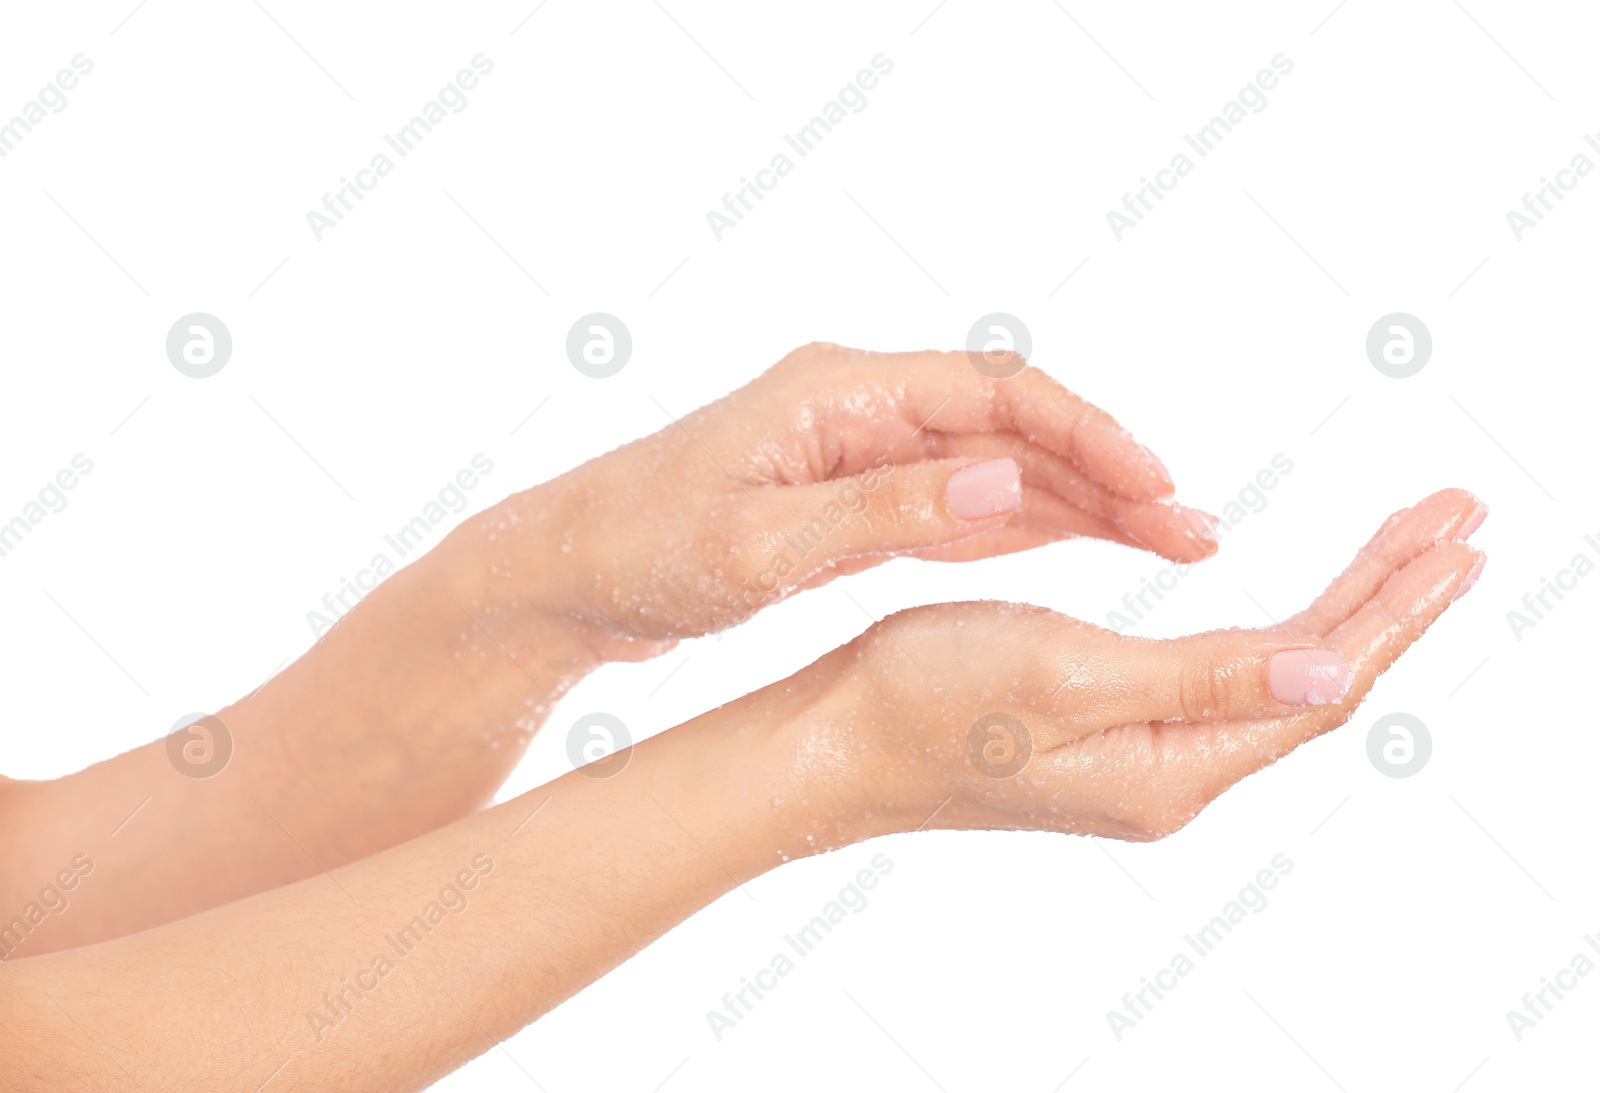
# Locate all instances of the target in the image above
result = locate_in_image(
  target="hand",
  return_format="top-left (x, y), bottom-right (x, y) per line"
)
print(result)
top-left (463, 342), bottom-right (1219, 647)
top-left (782, 488), bottom-right (1486, 845)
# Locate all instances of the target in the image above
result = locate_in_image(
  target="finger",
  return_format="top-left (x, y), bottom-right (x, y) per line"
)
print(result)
top-left (1326, 539), bottom-right (1484, 677)
top-left (769, 484), bottom-right (1126, 585)
top-left (1003, 367), bottom-right (1175, 502)
top-left (790, 483), bottom-right (1202, 572)
top-left (1071, 628), bottom-right (1353, 727)
top-left (740, 457), bottom-right (1022, 575)
top-left (1115, 500), bottom-right (1218, 563)
top-left (933, 431), bottom-right (1122, 517)
top-left (788, 346), bottom-right (1175, 502)
top-left (1192, 540), bottom-right (1483, 792)
top-left (1014, 488), bottom-right (1139, 547)
top-left (838, 492), bottom-right (1203, 569)
top-left (1282, 489), bottom-right (1486, 636)
top-left (909, 486), bottom-right (1143, 562)
top-left (932, 432), bottom-right (1216, 561)
top-left (903, 526), bottom-right (1068, 563)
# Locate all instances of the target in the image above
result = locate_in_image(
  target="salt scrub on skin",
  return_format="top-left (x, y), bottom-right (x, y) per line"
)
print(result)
top-left (1266, 649), bottom-right (1354, 706)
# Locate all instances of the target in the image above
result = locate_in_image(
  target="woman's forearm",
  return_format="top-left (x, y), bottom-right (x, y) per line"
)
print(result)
top-left (0, 671), bottom-right (849, 1092)
top-left (0, 494), bottom-right (629, 955)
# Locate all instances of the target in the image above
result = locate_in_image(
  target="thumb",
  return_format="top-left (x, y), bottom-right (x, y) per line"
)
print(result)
top-left (750, 457), bottom-right (1022, 570)
top-left (1092, 628), bottom-right (1354, 725)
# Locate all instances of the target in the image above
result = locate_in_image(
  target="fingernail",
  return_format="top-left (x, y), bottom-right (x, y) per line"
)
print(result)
top-left (1268, 649), bottom-right (1354, 706)
top-left (1456, 501), bottom-right (1489, 539)
top-left (1452, 551), bottom-right (1486, 600)
top-left (947, 458), bottom-right (1022, 520)
top-left (1182, 506), bottom-right (1219, 543)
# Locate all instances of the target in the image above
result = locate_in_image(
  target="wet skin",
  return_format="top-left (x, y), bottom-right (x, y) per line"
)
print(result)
top-left (0, 344), bottom-right (1483, 1091)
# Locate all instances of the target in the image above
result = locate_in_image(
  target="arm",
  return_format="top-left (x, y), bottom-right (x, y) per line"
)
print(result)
top-left (0, 490), bottom-right (1484, 1092)
top-left (2, 343), bottom-right (1216, 953)
top-left (0, 533), bottom-right (619, 957)
top-left (2, 680), bottom-right (832, 1092)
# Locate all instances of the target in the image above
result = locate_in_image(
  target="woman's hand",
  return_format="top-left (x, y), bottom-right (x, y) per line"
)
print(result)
top-left (776, 488), bottom-right (1486, 846)
top-left (459, 343), bottom-right (1218, 649)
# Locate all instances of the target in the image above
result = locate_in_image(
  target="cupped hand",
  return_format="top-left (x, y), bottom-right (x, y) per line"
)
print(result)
top-left (472, 343), bottom-right (1218, 647)
top-left (788, 488), bottom-right (1486, 845)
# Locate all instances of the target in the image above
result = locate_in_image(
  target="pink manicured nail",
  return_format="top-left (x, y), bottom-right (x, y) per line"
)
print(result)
top-left (947, 458), bottom-right (1022, 520)
top-left (1453, 552), bottom-right (1486, 600)
top-left (1268, 649), bottom-right (1354, 706)
top-left (1456, 501), bottom-right (1488, 539)
top-left (1181, 506), bottom-right (1219, 543)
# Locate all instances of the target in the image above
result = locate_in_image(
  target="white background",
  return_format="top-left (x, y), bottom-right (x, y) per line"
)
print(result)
top-left (2, 0), bottom-right (1596, 1089)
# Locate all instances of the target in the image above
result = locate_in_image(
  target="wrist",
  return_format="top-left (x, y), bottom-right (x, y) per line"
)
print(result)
top-left (682, 651), bottom-right (913, 866)
top-left (438, 476), bottom-right (673, 669)
top-left (636, 682), bottom-right (859, 877)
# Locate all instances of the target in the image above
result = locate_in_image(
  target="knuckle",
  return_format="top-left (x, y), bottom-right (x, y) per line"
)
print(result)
top-left (1177, 654), bottom-right (1232, 721)
top-left (856, 473), bottom-right (910, 531)
top-left (770, 341), bottom-right (841, 377)
top-left (1370, 589), bottom-right (1407, 632)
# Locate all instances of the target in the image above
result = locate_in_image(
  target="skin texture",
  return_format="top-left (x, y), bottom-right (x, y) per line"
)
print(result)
top-left (0, 344), bottom-right (1486, 1090)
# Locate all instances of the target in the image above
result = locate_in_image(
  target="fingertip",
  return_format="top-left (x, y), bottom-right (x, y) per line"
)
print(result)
top-left (1330, 539), bottom-right (1482, 673)
top-left (1267, 647), bottom-right (1354, 707)
top-left (1180, 506), bottom-right (1220, 559)
top-left (1132, 440), bottom-right (1175, 497)
top-left (1452, 545), bottom-right (1487, 601)
top-left (1401, 540), bottom-right (1483, 613)
top-left (1409, 488), bottom-right (1487, 543)
top-left (1078, 413), bottom-right (1175, 501)
top-left (1104, 503), bottom-right (1211, 564)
